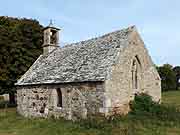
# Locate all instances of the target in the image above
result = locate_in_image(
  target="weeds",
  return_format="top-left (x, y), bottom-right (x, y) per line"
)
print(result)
top-left (1, 93), bottom-right (180, 135)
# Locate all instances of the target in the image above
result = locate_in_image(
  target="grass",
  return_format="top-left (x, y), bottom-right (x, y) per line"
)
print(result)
top-left (162, 91), bottom-right (180, 107)
top-left (0, 91), bottom-right (180, 135)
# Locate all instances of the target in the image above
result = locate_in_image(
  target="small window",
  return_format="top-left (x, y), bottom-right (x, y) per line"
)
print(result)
top-left (56, 88), bottom-right (62, 107)
top-left (132, 59), bottom-right (138, 89)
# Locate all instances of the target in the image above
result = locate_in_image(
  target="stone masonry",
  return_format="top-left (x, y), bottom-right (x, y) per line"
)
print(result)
top-left (17, 82), bottom-right (105, 120)
top-left (16, 25), bottom-right (161, 120)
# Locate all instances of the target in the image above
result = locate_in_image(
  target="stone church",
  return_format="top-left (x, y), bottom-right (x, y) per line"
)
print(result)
top-left (15, 24), bottom-right (161, 120)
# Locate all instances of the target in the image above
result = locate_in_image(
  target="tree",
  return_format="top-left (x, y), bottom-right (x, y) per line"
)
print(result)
top-left (157, 64), bottom-right (176, 91)
top-left (173, 66), bottom-right (180, 90)
top-left (0, 16), bottom-right (43, 103)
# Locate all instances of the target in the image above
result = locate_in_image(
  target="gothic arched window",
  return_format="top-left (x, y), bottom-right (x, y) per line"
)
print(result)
top-left (132, 56), bottom-right (142, 90)
top-left (132, 60), bottom-right (138, 89)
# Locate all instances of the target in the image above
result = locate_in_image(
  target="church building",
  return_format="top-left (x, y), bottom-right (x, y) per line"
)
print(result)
top-left (15, 24), bottom-right (161, 120)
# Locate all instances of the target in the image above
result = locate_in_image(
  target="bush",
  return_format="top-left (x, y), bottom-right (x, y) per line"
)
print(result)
top-left (130, 93), bottom-right (180, 121)
top-left (130, 93), bottom-right (155, 114)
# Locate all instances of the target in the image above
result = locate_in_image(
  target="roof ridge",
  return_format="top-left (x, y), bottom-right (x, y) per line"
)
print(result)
top-left (61, 25), bottom-right (136, 49)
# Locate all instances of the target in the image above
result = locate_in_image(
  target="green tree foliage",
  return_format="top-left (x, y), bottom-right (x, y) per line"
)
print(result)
top-left (0, 16), bottom-right (43, 102)
top-left (157, 64), bottom-right (176, 91)
top-left (173, 66), bottom-right (180, 90)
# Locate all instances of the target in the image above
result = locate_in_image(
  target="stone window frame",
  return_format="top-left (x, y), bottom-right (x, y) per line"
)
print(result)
top-left (131, 55), bottom-right (142, 91)
top-left (54, 88), bottom-right (63, 109)
top-left (56, 88), bottom-right (63, 108)
top-left (132, 59), bottom-right (138, 89)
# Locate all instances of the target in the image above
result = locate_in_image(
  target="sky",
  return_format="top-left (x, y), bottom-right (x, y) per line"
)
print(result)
top-left (0, 0), bottom-right (179, 66)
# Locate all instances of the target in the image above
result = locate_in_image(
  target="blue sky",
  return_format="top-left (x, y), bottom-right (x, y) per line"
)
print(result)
top-left (0, 0), bottom-right (179, 66)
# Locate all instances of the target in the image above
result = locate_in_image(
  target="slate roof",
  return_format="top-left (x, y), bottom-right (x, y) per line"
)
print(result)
top-left (16, 26), bottom-right (135, 86)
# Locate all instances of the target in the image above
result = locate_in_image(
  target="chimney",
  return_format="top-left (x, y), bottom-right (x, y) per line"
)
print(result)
top-left (42, 21), bottom-right (60, 55)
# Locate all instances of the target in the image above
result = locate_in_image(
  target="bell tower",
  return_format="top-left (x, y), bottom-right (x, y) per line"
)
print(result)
top-left (42, 21), bottom-right (60, 55)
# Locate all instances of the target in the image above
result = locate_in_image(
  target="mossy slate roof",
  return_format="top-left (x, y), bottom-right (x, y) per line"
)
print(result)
top-left (16, 26), bottom-right (135, 86)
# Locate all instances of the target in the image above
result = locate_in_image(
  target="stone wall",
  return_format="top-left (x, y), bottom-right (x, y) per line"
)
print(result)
top-left (104, 29), bottom-right (161, 115)
top-left (16, 27), bottom-right (161, 119)
top-left (17, 82), bottom-right (105, 120)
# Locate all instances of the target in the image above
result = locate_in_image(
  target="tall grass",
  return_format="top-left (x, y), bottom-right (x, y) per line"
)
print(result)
top-left (76, 93), bottom-right (180, 134)
top-left (1, 93), bottom-right (180, 135)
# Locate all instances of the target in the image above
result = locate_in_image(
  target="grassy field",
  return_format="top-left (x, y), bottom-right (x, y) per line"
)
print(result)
top-left (162, 91), bottom-right (180, 106)
top-left (0, 91), bottom-right (180, 135)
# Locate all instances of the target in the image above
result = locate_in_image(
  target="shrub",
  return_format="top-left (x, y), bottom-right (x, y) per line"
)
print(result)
top-left (130, 93), bottom-right (180, 122)
top-left (130, 93), bottom-right (155, 114)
